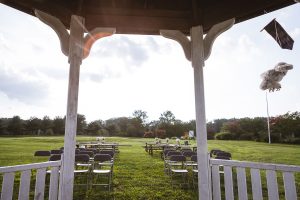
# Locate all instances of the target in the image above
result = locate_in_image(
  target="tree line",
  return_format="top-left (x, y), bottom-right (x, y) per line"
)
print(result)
top-left (0, 110), bottom-right (299, 144)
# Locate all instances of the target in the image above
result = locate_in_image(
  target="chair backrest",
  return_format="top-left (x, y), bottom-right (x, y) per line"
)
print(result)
top-left (94, 154), bottom-right (112, 162)
top-left (163, 149), bottom-right (175, 156)
top-left (191, 155), bottom-right (197, 162)
top-left (75, 149), bottom-right (80, 154)
top-left (75, 154), bottom-right (90, 162)
top-left (182, 151), bottom-right (197, 158)
top-left (210, 149), bottom-right (222, 157)
top-left (77, 151), bottom-right (94, 157)
top-left (166, 151), bottom-right (182, 157)
top-left (99, 150), bottom-right (114, 157)
top-left (215, 151), bottom-right (231, 160)
top-left (34, 150), bottom-right (50, 156)
top-left (49, 154), bottom-right (61, 161)
top-left (170, 155), bottom-right (186, 162)
top-left (181, 148), bottom-right (192, 152)
top-left (86, 148), bottom-right (98, 153)
top-left (50, 149), bottom-right (63, 154)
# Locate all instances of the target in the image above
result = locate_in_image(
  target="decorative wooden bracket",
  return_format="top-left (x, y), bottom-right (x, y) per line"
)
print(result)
top-left (35, 10), bottom-right (70, 56)
top-left (83, 27), bottom-right (116, 59)
top-left (160, 30), bottom-right (191, 61)
top-left (35, 10), bottom-right (115, 59)
top-left (203, 18), bottom-right (235, 60)
top-left (160, 18), bottom-right (235, 65)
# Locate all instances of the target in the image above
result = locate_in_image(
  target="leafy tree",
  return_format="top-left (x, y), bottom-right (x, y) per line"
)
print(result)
top-left (271, 112), bottom-right (300, 142)
top-left (87, 120), bottom-right (104, 135)
top-left (7, 116), bottom-right (23, 135)
top-left (52, 116), bottom-right (65, 135)
top-left (212, 119), bottom-right (230, 133)
top-left (207, 121), bottom-right (216, 139)
top-left (132, 110), bottom-right (148, 125)
top-left (159, 110), bottom-right (176, 124)
top-left (77, 114), bottom-right (87, 135)
top-left (25, 117), bottom-right (42, 135)
top-left (0, 118), bottom-right (8, 135)
top-left (41, 116), bottom-right (53, 134)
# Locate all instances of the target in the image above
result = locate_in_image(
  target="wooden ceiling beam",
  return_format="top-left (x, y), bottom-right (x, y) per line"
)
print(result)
top-left (84, 6), bottom-right (191, 18)
top-left (0, 0), bottom-right (295, 35)
top-left (3, 0), bottom-right (72, 26)
top-left (85, 14), bottom-right (192, 35)
top-left (203, 0), bottom-right (294, 27)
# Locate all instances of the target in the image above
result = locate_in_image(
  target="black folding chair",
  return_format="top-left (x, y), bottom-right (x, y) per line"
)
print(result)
top-left (74, 154), bottom-right (91, 190)
top-left (168, 155), bottom-right (188, 188)
top-left (34, 150), bottom-right (51, 156)
top-left (91, 154), bottom-right (114, 191)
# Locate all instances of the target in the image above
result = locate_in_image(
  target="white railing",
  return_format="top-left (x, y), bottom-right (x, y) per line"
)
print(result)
top-left (0, 161), bottom-right (61, 200)
top-left (210, 159), bottom-right (300, 200)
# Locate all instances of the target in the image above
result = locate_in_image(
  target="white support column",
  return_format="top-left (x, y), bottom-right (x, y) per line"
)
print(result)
top-left (35, 10), bottom-right (115, 200)
top-left (191, 26), bottom-right (210, 200)
top-left (161, 18), bottom-right (234, 200)
top-left (59, 15), bottom-right (84, 200)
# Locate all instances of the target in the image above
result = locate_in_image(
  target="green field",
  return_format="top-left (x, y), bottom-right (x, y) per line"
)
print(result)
top-left (0, 137), bottom-right (299, 200)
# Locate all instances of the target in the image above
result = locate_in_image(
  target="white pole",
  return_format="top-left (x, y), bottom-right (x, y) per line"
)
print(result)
top-left (59, 15), bottom-right (84, 200)
top-left (191, 26), bottom-right (210, 200)
top-left (266, 91), bottom-right (271, 144)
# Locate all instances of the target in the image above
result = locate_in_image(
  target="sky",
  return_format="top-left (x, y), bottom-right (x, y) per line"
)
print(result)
top-left (0, 3), bottom-right (299, 123)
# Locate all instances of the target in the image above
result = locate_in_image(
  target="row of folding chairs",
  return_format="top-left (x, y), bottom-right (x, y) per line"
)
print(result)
top-left (162, 149), bottom-right (198, 189)
top-left (34, 148), bottom-right (116, 159)
top-left (74, 153), bottom-right (114, 191)
top-left (163, 149), bottom-right (232, 189)
top-left (46, 153), bottom-right (114, 191)
top-left (75, 149), bottom-right (115, 160)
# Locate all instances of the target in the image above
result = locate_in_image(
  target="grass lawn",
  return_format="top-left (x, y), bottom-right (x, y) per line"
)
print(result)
top-left (0, 136), bottom-right (299, 199)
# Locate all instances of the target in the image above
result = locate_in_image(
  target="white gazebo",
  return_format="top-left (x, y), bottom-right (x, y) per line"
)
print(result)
top-left (0, 1), bottom-right (299, 200)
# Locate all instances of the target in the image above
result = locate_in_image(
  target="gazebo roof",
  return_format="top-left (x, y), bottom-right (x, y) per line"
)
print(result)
top-left (1, 0), bottom-right (295, 35)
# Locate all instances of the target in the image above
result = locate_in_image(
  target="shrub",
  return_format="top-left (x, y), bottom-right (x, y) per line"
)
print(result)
top-left (144, 131), bottom-right (155, 138)
top-left (215, 132), bottom-right (236, 140)
top-left (257, 131), bottom-right (268, 142)
top-left (282, 137), bottom-right (300, 144)
top-left (239, 132), bottom-right (254, 140)
top-left (155, 129), bottom-right (166, 139)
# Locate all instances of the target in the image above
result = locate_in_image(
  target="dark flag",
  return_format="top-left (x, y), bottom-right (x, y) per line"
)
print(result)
top-left (262, 19), bottom-right (294, 50)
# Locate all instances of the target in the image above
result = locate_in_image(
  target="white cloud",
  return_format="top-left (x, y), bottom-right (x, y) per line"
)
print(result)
top-left (0, 3), bottom-right (299, 123)
top-left (0, 65), bottom-right (49, 104)
top-left (290, 27), bottom-right (300, 39)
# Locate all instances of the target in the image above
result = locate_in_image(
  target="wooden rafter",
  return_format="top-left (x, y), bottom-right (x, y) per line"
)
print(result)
top-left (0, 0), bottom-right (295, 35)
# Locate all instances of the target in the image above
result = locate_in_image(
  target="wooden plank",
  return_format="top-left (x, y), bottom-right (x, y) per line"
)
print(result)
top-left (0, 161), bottom-right (61, 173)
top-left (211, 165), bottom-right (221, 200)
top-left (18, 170), bottom-right (31, 200)
top-left (1, 172), bottom-right (15, 200)
top-left (49, 167), bottom-right (60, 200)
top-left (283, 172), bottom-right (297, 200)
top-left (210, 159), bottom-right (300, 172)
top-left (266, 170), bottom-right (279, 200)
top-left (250, 168), bottom-right (263, 200)
top-left (34, 168), bottom-right (46, 200)
top-left (224, 166), bottom-right (234, 200)
top-left (237, 167), bottom-right (248, 200)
